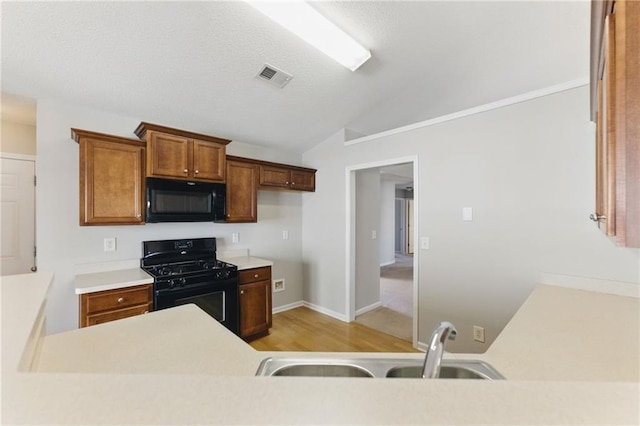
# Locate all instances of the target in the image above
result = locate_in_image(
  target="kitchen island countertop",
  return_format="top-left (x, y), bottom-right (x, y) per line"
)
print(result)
top-left (3, 272), bottom-right (639, 425)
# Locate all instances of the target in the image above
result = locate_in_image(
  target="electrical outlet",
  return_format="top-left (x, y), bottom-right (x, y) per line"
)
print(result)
top-left (232, 233), bottom-right (239, 243)
top-left (473, 325), bottom-right (485, 343)
top-left (282, 230), bottom-right (289, 240)
top-left (103, 237), bottom-right (116, 252)
top-left (273, 279), bottom-right (285, 292)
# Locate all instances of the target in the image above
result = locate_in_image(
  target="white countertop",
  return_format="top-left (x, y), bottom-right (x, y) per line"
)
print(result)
top-left (220, 255), bottom-right (273, 270)
top-left (74, 268), bottom-right (153, 294)
top-left (3, 273), bottom-right (639, 425)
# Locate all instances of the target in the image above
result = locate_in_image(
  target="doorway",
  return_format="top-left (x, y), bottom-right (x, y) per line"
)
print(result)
top-left (346, 156), bottom-right (418, 347)
top-left (1, 154), bottom-right (36, 275)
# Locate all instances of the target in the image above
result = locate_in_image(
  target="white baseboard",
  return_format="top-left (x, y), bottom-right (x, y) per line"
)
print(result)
top-left (272, 301), bottom-right (304, 314)
top-left (302, 301), bottom-right (349, 322)
top-left (380, 260), bottom-right (395, 267)
top-left (355, 301), bottom-right (382, 317)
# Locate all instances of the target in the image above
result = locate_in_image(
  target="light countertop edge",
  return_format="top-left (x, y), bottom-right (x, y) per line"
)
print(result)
top-left (74, 268), bottom-right (154, 295)
top-left (220, 255), bottom-right (273, 270)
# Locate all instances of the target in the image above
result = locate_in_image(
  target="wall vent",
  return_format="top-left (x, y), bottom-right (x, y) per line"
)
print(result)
top-left (256, 64), bottom-right (293, 88)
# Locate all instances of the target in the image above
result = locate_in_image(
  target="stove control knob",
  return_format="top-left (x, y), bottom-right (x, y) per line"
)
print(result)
top-left (223, 270), bottom-right (231, 279)
top-left (168, 279), bottom-right (176, 289)
top-left (180, 278), bottom-right (187, 287)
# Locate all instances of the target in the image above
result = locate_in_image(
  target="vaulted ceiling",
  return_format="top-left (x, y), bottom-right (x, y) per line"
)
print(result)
top-left (1, 1), bottom-right (589, 153)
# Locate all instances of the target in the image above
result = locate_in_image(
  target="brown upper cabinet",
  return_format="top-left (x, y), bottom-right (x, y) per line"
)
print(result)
top-left (259, 164), bottom-right (316, 192)
top-left (134, 122), bottom-right (230, 183)
top-left (72, 129), bottom-right (146, 226)
top-left (226, 157), bottom-right (259, 223)
top-left (590, 0), bottom-right (640, 247)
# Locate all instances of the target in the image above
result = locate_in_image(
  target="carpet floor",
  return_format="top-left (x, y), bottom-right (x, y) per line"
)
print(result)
top-left (355, 253), bottom-right (414, 342)
top-left (355, 307), bottom-right (412, 342)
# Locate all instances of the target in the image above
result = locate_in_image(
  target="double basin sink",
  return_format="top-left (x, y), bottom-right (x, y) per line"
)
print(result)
top-left (256, 357), bottom-right (505, 380)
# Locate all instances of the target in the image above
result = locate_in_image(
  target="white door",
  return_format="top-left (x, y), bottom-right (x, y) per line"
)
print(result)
top-left (407, 199), bottom-right (414, 254)
top-left (1, 156), bottom-right (36, 275)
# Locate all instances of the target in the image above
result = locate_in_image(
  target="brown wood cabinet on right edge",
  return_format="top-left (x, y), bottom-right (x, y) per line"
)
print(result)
top-left (590, 0), bottom-right (640, 247)
top-left (238, 266), bottom-right (272, 341)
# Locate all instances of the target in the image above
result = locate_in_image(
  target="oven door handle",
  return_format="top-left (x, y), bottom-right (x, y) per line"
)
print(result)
top-left (155, 278), bottom-right (238, 296)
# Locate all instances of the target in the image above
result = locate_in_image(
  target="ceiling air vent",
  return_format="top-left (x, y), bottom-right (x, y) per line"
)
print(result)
top-left (256, 64), bottom-right (293, 88)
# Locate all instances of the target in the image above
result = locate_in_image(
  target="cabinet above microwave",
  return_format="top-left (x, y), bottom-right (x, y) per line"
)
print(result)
top-left (134, 122), bottom-right (231, 184)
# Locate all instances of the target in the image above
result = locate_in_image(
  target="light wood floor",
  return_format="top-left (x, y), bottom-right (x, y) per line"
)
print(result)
top-left (249, 306), bottom-right (420, 353)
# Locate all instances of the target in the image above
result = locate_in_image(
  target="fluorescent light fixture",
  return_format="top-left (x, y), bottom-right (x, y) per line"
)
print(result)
top-left (246, 1), bottom-right (371, 71)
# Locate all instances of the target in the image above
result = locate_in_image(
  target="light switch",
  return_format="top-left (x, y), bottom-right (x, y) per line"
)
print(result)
top-left (462, 207), bottom-right (473, 221)
top-left (282, 230), bottom-right (289, 240)
top-left (420, 237), bottom-right (429, 250)
top-left (372, 230), bottom-right (377, 240)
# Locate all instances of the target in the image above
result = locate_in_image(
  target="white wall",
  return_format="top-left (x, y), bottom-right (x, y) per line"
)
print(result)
top-left (1, 120), bottom-right (36, 155)
top-left (355, 168), bottom-right (380, 312)
top-left (379, 179), bottom-right (396, 266)
top-left (301, 86), bottom-right (640, 352)
top-left (36, 99), bottom-right (305, 334)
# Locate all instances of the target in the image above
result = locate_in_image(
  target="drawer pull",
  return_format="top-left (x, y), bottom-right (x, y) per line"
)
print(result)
top-left (240, 290), bottom-right (244, 295)
top-left (183, 169), bottom-right (188, 173)
top-left (117, 297), bottom-right (124, 303)
top-left (254, 274), bottom-right (259, 278)
top-left (143, 311), bottom-right (149, 314)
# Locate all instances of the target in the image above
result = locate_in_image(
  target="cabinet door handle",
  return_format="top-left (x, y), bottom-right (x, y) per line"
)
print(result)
top-left (143, 311), bottom-right (149, 314)
top-left (240, 290), bottom-right (244, 295)
top-left (195, 170), bottom-right (199, 174)
top-left (589, 213), bottom-right (606, 222)
top-left (117, 297), bottom-right (124, 303)
top-left (183, 169), bottom-right (188, 173)
top-left (254, 274), bottom-right (259, 278)
top-left (291, 182), bottom-right (296, 186)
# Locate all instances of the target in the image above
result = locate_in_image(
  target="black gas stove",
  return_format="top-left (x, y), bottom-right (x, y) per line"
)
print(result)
top-left (141, 237), bottom-right (239, 335)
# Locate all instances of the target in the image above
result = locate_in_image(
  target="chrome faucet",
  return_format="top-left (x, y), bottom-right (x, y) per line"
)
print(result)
top-left (422, 321), bottom-right (457, 379)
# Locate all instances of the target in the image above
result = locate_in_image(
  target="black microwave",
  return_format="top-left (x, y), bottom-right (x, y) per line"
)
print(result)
top-left (145, 177), bottom-right (226, 223)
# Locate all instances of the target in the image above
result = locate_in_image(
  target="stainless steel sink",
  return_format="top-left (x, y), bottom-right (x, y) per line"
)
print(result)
top-left (386, 361), bottom-right (504, 379)
top-left (271, 364), bottom-right (374, 378)
top-left (256, 357), bottom-right (504, 380)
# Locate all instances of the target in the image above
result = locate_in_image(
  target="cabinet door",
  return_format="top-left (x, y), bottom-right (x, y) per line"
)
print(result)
top-left (259, 165), bottom-right (291, 189)
top-left (192, 140), bottom-right (226, 182)
top-left (591, 2), bottom-right (640, 246)
top-left (86, 304), bottom-right (152, 327)
top-left (290, 169), bottom-right (316, 191)
top-left (239, 280), bottom-right (272, 339)
top-left (80, 138), bottom-right (145, 225)
top-left (226, 160), bottom-right (258, 222)
top-left (147, 132), bottom-right (190, 179)
top-left (79, 284), bottom-right (153, 327)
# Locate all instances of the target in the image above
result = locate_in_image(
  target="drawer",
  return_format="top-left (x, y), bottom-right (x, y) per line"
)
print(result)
top-left (239, 266), bottom-right (271, 284)
top-left (83, 284), bottom-right (152, 315)
top-left (86, 304), bottom-right (152, 327)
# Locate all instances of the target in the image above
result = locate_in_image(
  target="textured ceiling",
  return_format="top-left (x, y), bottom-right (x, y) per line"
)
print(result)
top-left (1, 1), bottom-right (589, 153)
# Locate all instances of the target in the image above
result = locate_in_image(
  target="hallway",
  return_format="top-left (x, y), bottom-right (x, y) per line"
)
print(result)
top-left (355, 253), bottom-right (414, 342)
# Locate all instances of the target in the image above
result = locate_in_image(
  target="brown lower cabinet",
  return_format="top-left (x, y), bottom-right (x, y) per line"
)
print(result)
top-left (79, 284), bottom-right (153, 328)
top-left (239, 266), bottom-right (272, 341)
